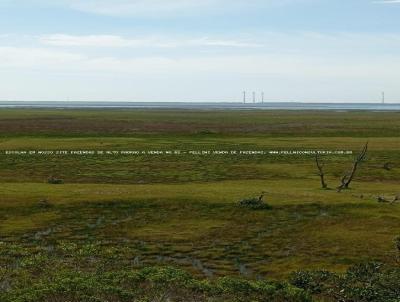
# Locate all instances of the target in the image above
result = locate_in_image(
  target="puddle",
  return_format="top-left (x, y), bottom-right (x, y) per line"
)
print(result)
top-left (34, 228), bottom-right (53, 240)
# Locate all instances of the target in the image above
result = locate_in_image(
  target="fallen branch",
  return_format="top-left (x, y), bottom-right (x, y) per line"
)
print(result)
top-left (377, 195), bottom-right (399, 204)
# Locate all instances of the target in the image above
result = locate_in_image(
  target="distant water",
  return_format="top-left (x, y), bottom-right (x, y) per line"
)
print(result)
top-left (0, 101), bottom-right (400, 111)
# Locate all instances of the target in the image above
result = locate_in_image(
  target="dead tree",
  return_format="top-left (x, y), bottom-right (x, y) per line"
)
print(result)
top-left (337, 142), bottom-right (368, 192)
top-left (315, 153), bottom-right (328, 189)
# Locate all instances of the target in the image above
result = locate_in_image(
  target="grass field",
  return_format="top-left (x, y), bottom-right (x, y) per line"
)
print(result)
top-left (0, 108), bottom-right (399, 301)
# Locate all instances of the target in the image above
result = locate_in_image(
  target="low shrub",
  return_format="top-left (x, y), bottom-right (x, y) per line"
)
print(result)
top-left (291, 262), bottom-right (400, 302)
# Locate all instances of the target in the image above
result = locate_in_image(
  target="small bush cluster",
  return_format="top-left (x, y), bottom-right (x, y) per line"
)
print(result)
top-left (238, 197), bottom-right (272, 210)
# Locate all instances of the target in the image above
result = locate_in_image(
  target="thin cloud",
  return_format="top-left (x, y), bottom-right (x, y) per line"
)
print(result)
top-left (4, 31), bottom-right (400, 78)
top-left (41, 0), bottom-right (232, 17)
top-left (0, 45), bottom-right (398, 77)
top-left (1, 43), bottom-right (400, 102)
top-left (39, 34), bottom-right (262, 48)
top-left (12, 0), bottom-right (297, 17)
top-left (68, 0), bottom-right (215, 16)
top-left (373, 0), bottom-right (400, 3)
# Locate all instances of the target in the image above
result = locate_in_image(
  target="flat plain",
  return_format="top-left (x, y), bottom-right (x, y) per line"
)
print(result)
top-left (0, 108), bottom-right (399, 301)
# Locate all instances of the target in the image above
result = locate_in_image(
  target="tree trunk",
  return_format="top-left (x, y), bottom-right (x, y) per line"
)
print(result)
top-left (337, 142), bottom-right (368, 192)
top-left (315, 153), bottom-right (328, 189)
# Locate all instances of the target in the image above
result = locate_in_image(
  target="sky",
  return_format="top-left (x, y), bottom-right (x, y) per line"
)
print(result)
top-left (0, 0), bottom-right (400, 102)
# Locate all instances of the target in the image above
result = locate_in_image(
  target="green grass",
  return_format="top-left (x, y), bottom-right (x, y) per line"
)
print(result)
top-left (0, 109), bottom-right (399, 301)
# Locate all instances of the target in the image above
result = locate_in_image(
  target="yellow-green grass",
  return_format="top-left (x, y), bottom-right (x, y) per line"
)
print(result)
top-left (0, 211), bottom-right (60, 235)
top-left (0, 135), bottom-right (399, 185)
top-left (1, 179), bottom-right (399, 206)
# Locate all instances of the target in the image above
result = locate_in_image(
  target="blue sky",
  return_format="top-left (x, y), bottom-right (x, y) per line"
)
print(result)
top-left (0, 0), bottom-right (400, 102)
